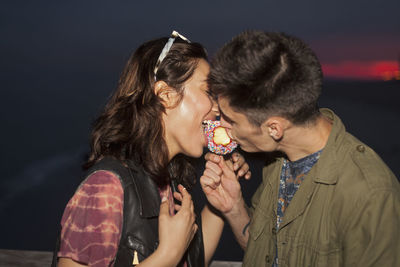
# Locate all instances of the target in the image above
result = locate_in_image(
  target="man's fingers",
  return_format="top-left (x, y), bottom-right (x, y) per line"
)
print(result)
top-left (244, 171), bottom-right (251, 180)
top-left (205, 161), bottom-right (222, 176)
top-left (218, 158), bottom-right (236, 179)
top-left (204, 152), bottom-right (221, 163)
top-left (203, 169), bottom-right (221, 185)
top-left (200, 175), bottom-right (218, 190)
top-left (224, 157), bottom-right (234, 169)
top-left (232, 152), bottom-right (241, 162)
top-left (237, 163), bottom-right (250, 177)
top-left (232, 152), bottom-right (244, 171)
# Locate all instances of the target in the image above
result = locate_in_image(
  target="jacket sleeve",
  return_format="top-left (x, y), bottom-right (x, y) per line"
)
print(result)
top-left (248, 172), bottom-right (267, 218)
top-left (342, 189), bottom-right (400, 267)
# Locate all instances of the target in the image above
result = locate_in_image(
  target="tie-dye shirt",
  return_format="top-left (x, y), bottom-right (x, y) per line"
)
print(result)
top-left (58, 170), bottom-right (173, 266)
top-left (273, 149), bottom-right (322, 267)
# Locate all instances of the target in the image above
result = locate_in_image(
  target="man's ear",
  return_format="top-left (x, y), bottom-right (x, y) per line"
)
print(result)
top-left (154, 81), bottom-right (180, 108)
top-left (262, 117), bottom-right (284, 141)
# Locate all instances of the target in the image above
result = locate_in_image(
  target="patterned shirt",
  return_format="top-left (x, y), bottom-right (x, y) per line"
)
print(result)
top-left (58, 170), bottom-right (174, 266)
top-left (273, 149), bottom-right (322, 267)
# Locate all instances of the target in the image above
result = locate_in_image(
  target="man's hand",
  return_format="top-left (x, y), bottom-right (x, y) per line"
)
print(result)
top-left (231, 152), bottom-right (252, 180)
top-left (200, 153), bottom-right (246, 214)
top-left (200, 152), bottom-right (251, 249)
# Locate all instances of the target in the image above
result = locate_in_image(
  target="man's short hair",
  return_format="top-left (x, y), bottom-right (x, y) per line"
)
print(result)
top-left (209, 31), bottom-right (323, 126)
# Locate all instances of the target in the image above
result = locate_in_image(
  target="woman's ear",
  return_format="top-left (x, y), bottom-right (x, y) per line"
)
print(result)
top-left (154, 81), bottom-right (180, 108)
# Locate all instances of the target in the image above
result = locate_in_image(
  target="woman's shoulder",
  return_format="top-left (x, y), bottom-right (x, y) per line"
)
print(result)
top-left (84, 157), bottom-right (137, 186)
top-left (58, 170), bottom-right (124, 265)
top-left (83, 169), bottom-right (122, 189)
top-left (62, 170), bottom-right (124, 221)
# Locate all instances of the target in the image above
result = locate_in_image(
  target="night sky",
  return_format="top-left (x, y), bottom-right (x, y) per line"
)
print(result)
top-left (1, 0), bottom-right (399, 257)
top-left (2, 0), bottom-right (399, 80)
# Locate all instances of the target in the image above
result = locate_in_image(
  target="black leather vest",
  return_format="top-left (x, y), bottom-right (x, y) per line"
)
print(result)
top-left (52, 157), bottom-right (204, 267)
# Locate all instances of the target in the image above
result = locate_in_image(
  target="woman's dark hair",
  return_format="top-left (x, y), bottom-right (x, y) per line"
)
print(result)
top-left (209, 31), bottom-right (323, 126)
top-left (85, 36), bottom-right (207, 188)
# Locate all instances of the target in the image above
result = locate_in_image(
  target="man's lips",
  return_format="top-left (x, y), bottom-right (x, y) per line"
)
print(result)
top-left (226, 131), bottom-right (235, 142)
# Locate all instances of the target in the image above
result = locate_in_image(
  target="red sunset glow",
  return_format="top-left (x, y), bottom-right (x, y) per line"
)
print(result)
top-left (321, 60), bottom-right (400, 81)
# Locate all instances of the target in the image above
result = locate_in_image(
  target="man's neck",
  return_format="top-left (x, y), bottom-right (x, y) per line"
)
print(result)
top-left (277, 115), bottom-right (332, 162)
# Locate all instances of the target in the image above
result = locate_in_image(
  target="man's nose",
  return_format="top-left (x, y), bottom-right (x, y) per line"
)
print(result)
top-left (220, 119), bottom-right (234, 139)
top-left (211, 101), bottom-right (220, 117)
top-left (220, 117), bottom-right (231, 129)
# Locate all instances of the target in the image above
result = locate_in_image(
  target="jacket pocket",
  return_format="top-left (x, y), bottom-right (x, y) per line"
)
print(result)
top-left (249, 206), bottom-right (274, 240)
top-left (249, 217), bottom-right (265, 241)
top-left (286, 237), bottom-right (341, 267)
top-left (125, 234), bottom-right (158, 262)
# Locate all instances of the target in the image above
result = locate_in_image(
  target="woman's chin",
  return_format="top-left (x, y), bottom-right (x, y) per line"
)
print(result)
top-left (192, 149), bottom-right (204, 158)
top-left (183, 146), bottom-right (204, 158)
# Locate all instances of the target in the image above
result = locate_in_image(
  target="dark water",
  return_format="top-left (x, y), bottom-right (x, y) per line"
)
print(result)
top-left (0, 79), bottom-right (399, 261)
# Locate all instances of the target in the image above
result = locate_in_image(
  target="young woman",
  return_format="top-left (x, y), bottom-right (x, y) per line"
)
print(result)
top-left (53, 31), bottom-right (250, 267)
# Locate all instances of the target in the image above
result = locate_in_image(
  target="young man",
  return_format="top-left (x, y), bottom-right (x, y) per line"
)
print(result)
top-left (200, 31), bottom-right (400, 266)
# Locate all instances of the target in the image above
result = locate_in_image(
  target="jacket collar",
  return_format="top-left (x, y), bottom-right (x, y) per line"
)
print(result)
top-left (278, 109), bottom-right (344, 228)
top-left (311, 108), bottom-right (345, 185)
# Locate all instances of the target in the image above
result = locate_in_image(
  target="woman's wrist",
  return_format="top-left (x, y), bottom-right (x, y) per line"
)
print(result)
top-left (153, 242), bottom-right (182, 267)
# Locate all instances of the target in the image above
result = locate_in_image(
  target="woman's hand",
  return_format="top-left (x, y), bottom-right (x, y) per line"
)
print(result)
top-left (157, 184), bottom-right (197, 265)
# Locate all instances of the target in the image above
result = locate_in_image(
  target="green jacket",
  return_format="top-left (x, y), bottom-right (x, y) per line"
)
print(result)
top-left (243, 109), bottom-right (400, 267)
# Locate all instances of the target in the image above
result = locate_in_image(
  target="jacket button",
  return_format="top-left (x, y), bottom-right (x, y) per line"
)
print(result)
top-left (265, 255), bottom-right (270, 263)
top-left (357, 145), bottom-right (365, 153)
top-left (271, 227), bottom-right (277, 235)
